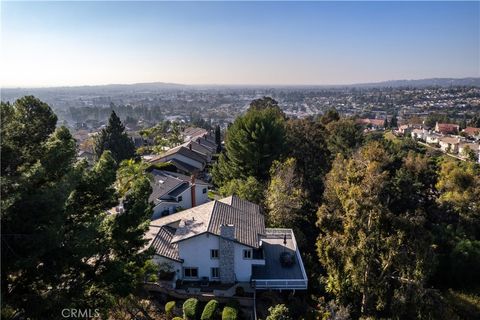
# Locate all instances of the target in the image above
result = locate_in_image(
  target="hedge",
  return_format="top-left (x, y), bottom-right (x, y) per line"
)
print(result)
top-left (201, 300), bottom-right (219, 320)
top-left (165, 301), bottom-right (176, 318)
top-left (183, 298), bottom-right (199, 320)
top-left (222, 306), bottom-right (238, 320)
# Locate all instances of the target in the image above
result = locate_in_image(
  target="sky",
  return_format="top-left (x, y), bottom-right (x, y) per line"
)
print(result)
top-left (1, 1), bottom-right (479, 87)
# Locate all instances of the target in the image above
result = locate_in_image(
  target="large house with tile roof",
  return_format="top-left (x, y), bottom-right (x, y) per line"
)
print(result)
top-left (145, 196), bottom-right (308, 290)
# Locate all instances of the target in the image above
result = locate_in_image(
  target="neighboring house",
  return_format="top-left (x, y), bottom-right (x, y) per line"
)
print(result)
top-left (146, 196), bottom-right (308, 290)
top-left (355, 118), bottom-right (385, 130)
top-left (463, 127), bottom-right (480, 139)
top-left (181, 140), bottom-right (214, 163)
top-left (439, 136), bottom-right (460, 153)
top-left (182, 127), bottom-right (209, 142)
top-left (459, 142), bottom-right (480, 159)
top-left (425, 133), bottom-right (441, 145)
top-left (192, 135), bottom-right (217, 152)
top-left (149, 170), bottom-right (210, 219)
top-left (435, 122), bottom-right (459, 135)
top-left (411, 128), bottom-right (427, 141)
top-left (397, 124), bottom-right (413, 136)
top-left (148, 145), bottom-right (207, 171)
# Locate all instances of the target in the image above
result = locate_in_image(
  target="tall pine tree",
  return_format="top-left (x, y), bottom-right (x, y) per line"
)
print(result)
top-left (94, 110), bottom-right (136, 164)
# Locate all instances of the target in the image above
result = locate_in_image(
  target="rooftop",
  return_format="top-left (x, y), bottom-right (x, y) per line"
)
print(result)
top-left (149, 196), bottom-right (265, 252)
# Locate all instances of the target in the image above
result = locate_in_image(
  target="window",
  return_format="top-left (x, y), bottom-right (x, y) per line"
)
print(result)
top-left (202, 188), bottom-right (207, 194)
top-left (211, 267), bottom-right (220, 279)
top-left (178, 196), bottom-right (183, 202)
top-left (243, 249), bottom-right (252, 259)
top-left (210, 249), bottom-right (219, 259)
top-left (183, 267), bottom-right (198, 278)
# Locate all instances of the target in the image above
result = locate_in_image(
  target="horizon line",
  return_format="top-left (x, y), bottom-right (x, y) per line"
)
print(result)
top-left (2, 76), bottom-right (480, 90)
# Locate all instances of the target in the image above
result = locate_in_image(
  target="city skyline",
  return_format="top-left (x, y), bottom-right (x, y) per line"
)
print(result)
top-left (1, 1), bottom-right (479, 87)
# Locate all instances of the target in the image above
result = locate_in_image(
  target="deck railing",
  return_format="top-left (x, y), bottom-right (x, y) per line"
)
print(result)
top-left (253, 228), bottom-right (308, 290)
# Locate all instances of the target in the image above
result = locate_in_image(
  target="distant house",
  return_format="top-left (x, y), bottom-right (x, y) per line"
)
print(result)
top-left (181, 140), bottom-right (214, 163)
top-left (425, 133), bottom-right (441, 145)
top-left (435, 122), bottom-right (459, 135)
top-left (146, 196), bottom-right (308, 290)
top-left (149, 170), bottom-right (210, 219)
top-left (411, 128), bottom-right (427, 141)
top-left (182, 127), bottom-right (210, 142)
top-left (355, 118), bottom-right (385, 130)
top-left (463, 127), bottom-right (480, 138)
top-left (439, 136), bottom-right (460, 153)
top-left (397, 124), bottom-right (413, 136)
top-left (148, 145), bottom-right (207, 171)
top-left (459, 142), bottom-right (480, 160)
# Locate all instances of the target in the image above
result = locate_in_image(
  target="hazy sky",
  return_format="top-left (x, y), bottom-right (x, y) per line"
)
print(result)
top-left (1, 1), bottom-right (479, 87)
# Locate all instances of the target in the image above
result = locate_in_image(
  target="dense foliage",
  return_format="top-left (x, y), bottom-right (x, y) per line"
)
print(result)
top-left (1, 97), bottom-right (155, 319)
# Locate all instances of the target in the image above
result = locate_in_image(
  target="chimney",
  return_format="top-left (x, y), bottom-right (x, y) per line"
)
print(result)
top-left (189, 143), bottom-right (192, 150)
top-left (190, 175), bottom-right (196, 207)
top-left (220, 224), bottom-right (235, 240)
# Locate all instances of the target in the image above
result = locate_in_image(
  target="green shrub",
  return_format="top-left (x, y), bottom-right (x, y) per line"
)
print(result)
top-left (201, 300), bottom-right (219, 320)
top-left (222, 306), bottom-right (238, 320)
top-left (183, 298), bottom-right (199, 320)
top-left (165, 301), bottom-right (176, 318)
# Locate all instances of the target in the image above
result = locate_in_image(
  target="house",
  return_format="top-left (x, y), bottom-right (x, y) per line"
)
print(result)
top-left (439, 136), bottom-right (460, 153)
top-left (458, 142), bottom-right (480, 160)
top-left (397, 124), bottom-right (413, 136)
top-left (146, 196), bottom-right (308, 290)
top-left (149, 170), bottom-right (210, 219)
top-left (463, 127), bottom-right (480, 138)
top-left (411, 128), bottom-right (427, 141)
top-left (148, 145), bottom-right (207, 171)
top-left (181, 140), bottom-right (214, 163)
top-left (182, 127), bottom-right (209, 142)
top-left (355, 118), bottom-right (385, 130)
top-left (425, 133), bottom-right (441, 145)
top-left (435, 122), bottom-right (459, 135)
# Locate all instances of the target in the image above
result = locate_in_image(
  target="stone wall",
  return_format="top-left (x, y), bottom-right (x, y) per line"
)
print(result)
top-left (219, 224), bottom-right (235, 283)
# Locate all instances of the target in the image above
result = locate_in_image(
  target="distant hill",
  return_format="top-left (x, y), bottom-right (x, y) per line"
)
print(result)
top-left (349, 77), bottom-right (480, 88)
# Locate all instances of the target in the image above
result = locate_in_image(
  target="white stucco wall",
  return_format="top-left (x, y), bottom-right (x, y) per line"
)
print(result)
top-left (233, 243), bottom-right (265, 282)
top-left (176, 233), bottom-right (264, 282)
top-left (177, 233), bottom-right (220, 280)
top-left (194, 184), bottom-right (209, 206)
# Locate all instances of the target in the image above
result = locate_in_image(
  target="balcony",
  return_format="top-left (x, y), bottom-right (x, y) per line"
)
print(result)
top-left (250, 228), bottom-right (308, 290)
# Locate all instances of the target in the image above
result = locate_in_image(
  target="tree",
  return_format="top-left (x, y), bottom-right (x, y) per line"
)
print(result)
top-left (390, 113), bottom-right (398, 128)
top-left (215, 125), bottom-right (222, 153)
top-left (1, 97), bottom-right (154, 319)
top-left (284, 118), bottom-right (331, 204)
top-left (1, 96), bottom-right (57, 175)
top-left (461, 145), bottom-right (477, 162)
top-left (218, 176), bottom-right (264, 204)
top-left (317, 142), bottom-right (437, 318)
top-left (325, 119), bottom-right (363, 157)
top-left (436, 159), bottom-right (480, 236)
top-left (383, 118), bottom-right (389, 129)
top-left (320, 108), bottom-right (340, 126)
top-left (94, 110), bottom-right (136, 164)
top-left (212, 104), bottom-right (286, 186)
top-left (266, 304), bottom-right (292, 320)
top-left (265, 158), bottom-right (305, 228)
